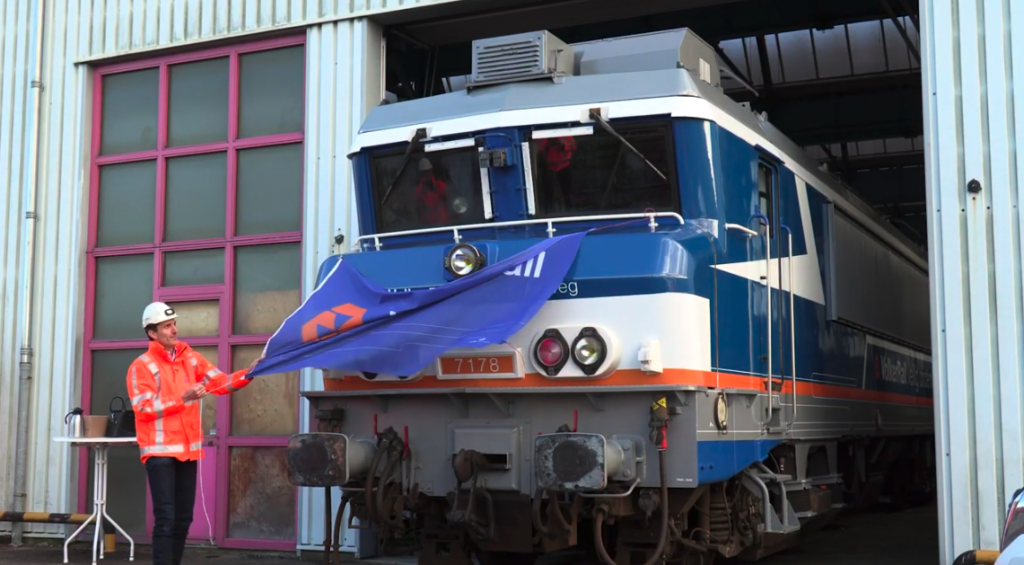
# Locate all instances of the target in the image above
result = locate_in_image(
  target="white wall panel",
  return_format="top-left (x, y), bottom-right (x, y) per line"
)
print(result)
top-left (0, 0), bottom-right (38, 528)
top-left (0, 0), bottom-right (93, 537)
top-left (922, 0), bottom-right (1024, 562)
top-left (75, 0), bottom-right (450, 61)
top-left (295, 16), bottom-right (383, 554)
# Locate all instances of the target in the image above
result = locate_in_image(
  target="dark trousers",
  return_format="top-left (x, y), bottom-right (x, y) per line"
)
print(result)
top-left (144, 457), bottom-right (197, 565)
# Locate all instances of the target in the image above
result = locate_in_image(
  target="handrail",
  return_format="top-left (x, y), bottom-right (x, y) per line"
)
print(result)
top-left (351, 211), bottom-right (686, 251)
top-left (744, 468), bottom-right (774, 534)
top-left (753, 213), bottom-right (772, 425)
top-left (725, 223), bottom-right (759, 237)
top-left (727, 216), bottom-right (780, 427)
top-left (781, 224), bottom-right (796, 428)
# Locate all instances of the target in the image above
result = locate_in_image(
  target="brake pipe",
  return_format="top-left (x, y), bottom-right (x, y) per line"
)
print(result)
top-left (593, 397), bottom-right (671, 565)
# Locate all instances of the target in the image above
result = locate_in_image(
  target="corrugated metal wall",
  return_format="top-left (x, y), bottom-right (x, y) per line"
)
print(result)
top-left (75, 0), bottom-right (444, 61)
top-left (0, 0), bottom-right (423, 541)
top-left (0, 0), bottom-right (95, 537)
top-left (0, 0), bottom-right (41, 528)
top-left (922, 0), bottom-right (1024, 563)
top-left (295, 16), bottom-right (384, 552)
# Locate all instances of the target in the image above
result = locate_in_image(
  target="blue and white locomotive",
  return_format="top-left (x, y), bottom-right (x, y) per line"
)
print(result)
top-left (297, 27), bottom-right (934, 565)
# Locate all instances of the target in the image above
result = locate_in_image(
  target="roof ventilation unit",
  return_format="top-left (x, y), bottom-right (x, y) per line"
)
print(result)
top-left (572, 28), bottom-right (722, 88)
top-left (468, 30), bottom-right (575, 89)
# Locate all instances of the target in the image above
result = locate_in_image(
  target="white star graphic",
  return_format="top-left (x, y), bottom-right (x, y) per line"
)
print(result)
top-left (713, 177), bottom-right (826, 306)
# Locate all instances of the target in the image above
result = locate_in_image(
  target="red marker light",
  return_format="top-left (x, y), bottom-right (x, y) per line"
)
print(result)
top-left (533, 329), bottom-right (570, 376)
top-left (537, 338), bottom-right (564, 367)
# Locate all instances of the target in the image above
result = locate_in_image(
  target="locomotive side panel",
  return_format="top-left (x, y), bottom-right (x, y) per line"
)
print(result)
top-left (704, 121), bottom-right (933, 441)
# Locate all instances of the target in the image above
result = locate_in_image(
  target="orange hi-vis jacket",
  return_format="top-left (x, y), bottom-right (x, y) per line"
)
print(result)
top-left (539, 136), bottom-right (576, 171)
top-left (127, 341), bottom-right (253, 463)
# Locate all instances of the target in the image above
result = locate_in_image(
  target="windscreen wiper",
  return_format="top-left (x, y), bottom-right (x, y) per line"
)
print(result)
top-left (379, 128), bottom-right (428, 208)
top-left (588, 109), bottom-right (667, 181)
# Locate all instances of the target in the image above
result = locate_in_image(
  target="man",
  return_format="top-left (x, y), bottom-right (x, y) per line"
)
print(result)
top-left (537, 136), bottom-right (576, 212)
top-left (413, 157), bottom-right (450, 226)
top-left (126, 302), bottom-right (259, 565)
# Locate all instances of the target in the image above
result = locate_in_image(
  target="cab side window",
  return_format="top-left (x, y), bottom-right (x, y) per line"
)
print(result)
top-left (757, 161), bottom-right (774, 235)
top-left (369, 147), bottom-right (485, 233)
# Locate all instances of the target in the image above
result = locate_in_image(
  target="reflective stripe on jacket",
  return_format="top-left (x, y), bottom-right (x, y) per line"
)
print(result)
top-left (126, 341), bottom-right (252, 463)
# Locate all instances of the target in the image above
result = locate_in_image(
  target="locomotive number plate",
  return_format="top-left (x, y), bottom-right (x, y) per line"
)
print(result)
top-left (438, 354), bottom-right (516, 378)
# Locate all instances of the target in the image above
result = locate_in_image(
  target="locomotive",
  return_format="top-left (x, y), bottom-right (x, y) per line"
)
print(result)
top-left (291, 27), bottom-right (935, 565)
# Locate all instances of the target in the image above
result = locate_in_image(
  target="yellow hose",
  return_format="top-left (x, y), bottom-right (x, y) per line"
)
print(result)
top-left (953, 549), bottom-right (1000, 565)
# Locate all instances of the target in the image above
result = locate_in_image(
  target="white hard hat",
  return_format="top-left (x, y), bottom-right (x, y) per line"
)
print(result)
top-left (142, 302), bottom-right (178, 328)
top-left (418, 158), bottom-right (433, 172)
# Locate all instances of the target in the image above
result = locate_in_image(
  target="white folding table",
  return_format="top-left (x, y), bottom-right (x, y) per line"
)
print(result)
top-left (54, 437), bottom-right (137, 564)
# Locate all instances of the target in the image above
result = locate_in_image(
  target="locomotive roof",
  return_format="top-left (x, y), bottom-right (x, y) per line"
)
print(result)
top-left (359, 69), bottom-right (704, 134)
top-left (357, 68), bottom-right (928, 267)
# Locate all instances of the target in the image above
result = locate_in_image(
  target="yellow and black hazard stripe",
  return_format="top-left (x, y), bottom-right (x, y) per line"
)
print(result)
top-left (0, 511), bottom-right (91, 524)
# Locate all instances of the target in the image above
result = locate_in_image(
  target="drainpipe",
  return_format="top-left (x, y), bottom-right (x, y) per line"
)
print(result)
top-left (12, 0), bottom-right (46, 547)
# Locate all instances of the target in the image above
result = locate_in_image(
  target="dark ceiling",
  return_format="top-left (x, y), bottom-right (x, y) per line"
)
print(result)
top-left (377, 0), bottom-right (926, 248)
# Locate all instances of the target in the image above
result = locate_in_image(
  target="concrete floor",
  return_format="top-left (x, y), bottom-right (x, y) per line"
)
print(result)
top-left (0, 503), bottom-right (939, 565)
top-left (755, 503), bottom-right (938, 565)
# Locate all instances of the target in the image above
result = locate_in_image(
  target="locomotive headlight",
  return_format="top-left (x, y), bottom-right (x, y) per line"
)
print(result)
top-left (573, 337), bottom-right (602, 365)
top-left (445, 243), bottom-right (485, 277)
top-left (571, 327), bottom-right (607, 375)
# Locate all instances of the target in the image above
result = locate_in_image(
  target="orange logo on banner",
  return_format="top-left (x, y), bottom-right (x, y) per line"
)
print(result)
top-left (301, 304), bottom-right (368, 343)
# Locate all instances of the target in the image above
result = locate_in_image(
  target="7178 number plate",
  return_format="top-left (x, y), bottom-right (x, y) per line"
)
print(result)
top-left (437, 354), bottom-right (516, 378)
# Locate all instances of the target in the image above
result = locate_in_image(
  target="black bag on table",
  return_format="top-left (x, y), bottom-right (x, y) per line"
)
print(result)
top-left (106, 396), bottom-right (136, 438)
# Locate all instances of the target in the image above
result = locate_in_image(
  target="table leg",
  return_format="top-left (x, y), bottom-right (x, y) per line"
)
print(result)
top-left (96, 445), bottom-right (135, 562)
top-left (98, 449), bottom-right (105, 561)
top-left (92, 447), bottom-right (103, 565)
top-left (63, 446), bottom-right (102, 564)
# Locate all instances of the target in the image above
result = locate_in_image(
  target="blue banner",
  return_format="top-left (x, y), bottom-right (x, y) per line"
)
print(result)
top-left (247, 230), bottom-right (591, 379)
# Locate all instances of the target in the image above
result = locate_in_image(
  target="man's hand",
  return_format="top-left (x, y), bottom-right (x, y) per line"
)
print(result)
top-left (243, 355), bottom-right (265, 381)
top-left (182, 383), bottom-right (207, 403)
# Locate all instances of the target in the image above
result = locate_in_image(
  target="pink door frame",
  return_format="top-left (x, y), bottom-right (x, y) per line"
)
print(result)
top-left (80, 33), bottom-right (307, 551)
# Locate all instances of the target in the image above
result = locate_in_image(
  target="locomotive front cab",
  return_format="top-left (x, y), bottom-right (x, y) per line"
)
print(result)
top-left (297, 27), bottom-right (800, 565)
top-left (337, 104), bottom-right (720, 374)
top-left (338, 114), bottom-right (716, 386)
top-left (290, 25), bottom-right (940, 565)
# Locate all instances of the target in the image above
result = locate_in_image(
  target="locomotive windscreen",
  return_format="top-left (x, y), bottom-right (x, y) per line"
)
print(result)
top-left (527, 121), bottom-right (677, 218)
top-left (370, 145), bottom-right (487, 233)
